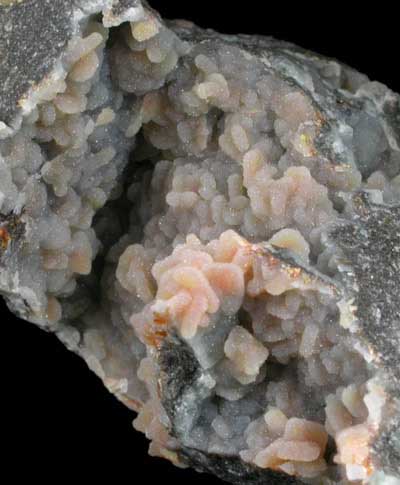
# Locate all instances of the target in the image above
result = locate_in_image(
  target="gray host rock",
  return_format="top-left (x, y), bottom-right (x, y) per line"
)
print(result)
top-left (0, 1), bottom-right (399, 484)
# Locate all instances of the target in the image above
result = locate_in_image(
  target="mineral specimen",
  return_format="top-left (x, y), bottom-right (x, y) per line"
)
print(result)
top-left (0, 1), bottom-right (399, 484)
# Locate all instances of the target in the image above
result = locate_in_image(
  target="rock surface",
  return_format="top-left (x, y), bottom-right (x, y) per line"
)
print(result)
top-left (0, 1), bottom-right (399, 484)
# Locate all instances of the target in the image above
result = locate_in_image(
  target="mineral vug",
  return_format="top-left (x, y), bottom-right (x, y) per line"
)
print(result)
top-left (0, 1), bottom-right (399, 484)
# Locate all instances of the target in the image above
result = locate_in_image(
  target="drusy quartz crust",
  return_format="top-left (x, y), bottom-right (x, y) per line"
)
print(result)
top-left (0, 1), bottom-right (399, 484)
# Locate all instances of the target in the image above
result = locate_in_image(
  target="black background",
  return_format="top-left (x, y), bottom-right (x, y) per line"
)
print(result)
top-left (3, 1), bottom-right (399, 482)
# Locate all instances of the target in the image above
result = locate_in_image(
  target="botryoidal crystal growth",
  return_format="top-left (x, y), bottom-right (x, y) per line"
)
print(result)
top-left (0, 1), bottom-right (399, 484)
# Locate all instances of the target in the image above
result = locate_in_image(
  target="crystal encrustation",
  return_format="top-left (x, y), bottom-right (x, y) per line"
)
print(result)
top-left (0, 2), bottom-right (399, 484)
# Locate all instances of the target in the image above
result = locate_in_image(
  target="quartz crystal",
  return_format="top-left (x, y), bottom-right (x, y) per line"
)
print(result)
top-left (0, 1), bottom-right (399, 484)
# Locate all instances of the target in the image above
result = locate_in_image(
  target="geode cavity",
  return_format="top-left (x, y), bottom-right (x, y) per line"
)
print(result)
top-left (0, 1), bottom-right (399, 484)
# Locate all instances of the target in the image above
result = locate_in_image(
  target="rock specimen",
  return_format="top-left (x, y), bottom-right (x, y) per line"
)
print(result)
top-left (0, 1), bottom-right (399, 484)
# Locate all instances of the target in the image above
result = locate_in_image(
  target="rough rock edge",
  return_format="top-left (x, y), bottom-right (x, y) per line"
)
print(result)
top-left (0, 1), bottom-right (399, 483)
top-left (0, 0), bottom-right (146, 134)
top-left (158, 335), bottom-right (302, 485)
top-left (327, 191), bottom-right (400, 474)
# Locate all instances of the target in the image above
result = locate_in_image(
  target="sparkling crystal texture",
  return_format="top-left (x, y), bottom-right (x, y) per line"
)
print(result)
top-left (0, 2), bottom-right (399, 484)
